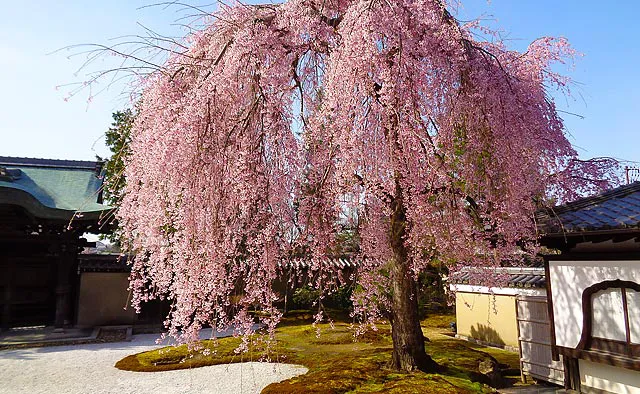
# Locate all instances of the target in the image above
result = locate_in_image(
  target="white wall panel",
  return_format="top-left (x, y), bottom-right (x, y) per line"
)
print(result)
top-left (548, 260), bottom-right (640, 349)
top-left (591, 288), bottom-right (626, 341)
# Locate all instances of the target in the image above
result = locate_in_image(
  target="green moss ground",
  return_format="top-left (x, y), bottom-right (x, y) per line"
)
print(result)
top-left (116, 312), bottom-right (526, 393)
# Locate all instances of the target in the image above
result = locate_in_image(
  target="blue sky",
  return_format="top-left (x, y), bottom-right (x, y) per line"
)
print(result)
top-left (0, 1), bottom-right (637, 163)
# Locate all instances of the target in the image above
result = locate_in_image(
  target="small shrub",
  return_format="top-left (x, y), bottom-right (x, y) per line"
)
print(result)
top-left (291, 285), bottom-right (353, 311)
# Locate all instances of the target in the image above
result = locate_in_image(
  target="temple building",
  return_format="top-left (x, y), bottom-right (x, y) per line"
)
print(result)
top-left (0, 156), bottom-right (112, 330)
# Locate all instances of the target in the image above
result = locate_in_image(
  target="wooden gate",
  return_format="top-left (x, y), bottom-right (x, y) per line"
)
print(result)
top-left (1, 256), bottom-right (56, 330)
top-left (516, 295), bottom-right (564, 385)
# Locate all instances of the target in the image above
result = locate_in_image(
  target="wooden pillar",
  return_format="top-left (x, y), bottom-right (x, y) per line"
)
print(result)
top-left (563, 356), bottom-right (581, 392)
top-left (54, 238), bottom-right (76, 330)
top-left (1, 259), bottom-right (13, 331)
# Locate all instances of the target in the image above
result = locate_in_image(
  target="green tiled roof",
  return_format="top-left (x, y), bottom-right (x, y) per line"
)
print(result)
top-left (0, 157), bottom-right (112, 221)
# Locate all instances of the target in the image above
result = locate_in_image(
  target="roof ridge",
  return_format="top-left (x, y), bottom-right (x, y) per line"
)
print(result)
top-left (0, 156), bottom-right (101, 170)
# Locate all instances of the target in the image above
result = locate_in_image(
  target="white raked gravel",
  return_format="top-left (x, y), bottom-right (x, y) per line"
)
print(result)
top-left (0, 332), bottom-right (307, 394)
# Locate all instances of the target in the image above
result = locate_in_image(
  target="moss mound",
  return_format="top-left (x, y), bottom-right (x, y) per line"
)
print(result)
top-left (116, 313), bottom-right (524, 393)
top-left (115, 336), bottom-right (292, 372)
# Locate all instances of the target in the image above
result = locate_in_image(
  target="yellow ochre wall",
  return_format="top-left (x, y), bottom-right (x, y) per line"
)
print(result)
top-left (455, 292), bottom-right (519, 349)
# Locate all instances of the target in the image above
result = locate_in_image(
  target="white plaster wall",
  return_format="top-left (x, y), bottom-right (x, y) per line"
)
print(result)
top-left (548, 259), bottom-right (640, 349)
top-left (580, 359), bottom-right (640, 394)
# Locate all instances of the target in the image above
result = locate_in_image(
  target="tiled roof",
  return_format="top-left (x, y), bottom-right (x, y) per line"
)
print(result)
top-left (451, 267), bottom-right (546, 288)
top-left (0, 156), bottom-right (111, 220)
top-left (0, 156), bottom-right (101, 170)
top-left (537, 182), bottom-right (640, 235)
top-left (78, 254), bottom-right (129, 273)
top-left (77, 255), bottom-right (356, 273)
top-left (279, 257), bottom-right (356, 269)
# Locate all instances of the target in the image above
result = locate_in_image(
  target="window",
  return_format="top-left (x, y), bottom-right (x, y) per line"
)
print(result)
top-left (578, 280), bottom-right (640, 359)
top-left (628, 289), bottom-right (640, 344)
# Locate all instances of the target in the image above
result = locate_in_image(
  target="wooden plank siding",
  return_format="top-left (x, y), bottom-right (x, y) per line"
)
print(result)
top-left (516, 295), bottom-right (565, 385)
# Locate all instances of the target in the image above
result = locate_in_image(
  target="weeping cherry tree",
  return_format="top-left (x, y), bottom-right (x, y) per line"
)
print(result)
top-left (117, 0), bottom-right (616, 371)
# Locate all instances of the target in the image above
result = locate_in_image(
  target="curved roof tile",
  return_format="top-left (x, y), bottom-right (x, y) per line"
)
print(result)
top-left (0, 156), bottom-right (111, 220)
top-left (537, 182), bottom-right (640, 235)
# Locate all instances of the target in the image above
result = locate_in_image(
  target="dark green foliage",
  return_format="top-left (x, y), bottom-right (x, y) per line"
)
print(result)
top-left (102, 109), bottom-right (134, 206)
top-left (99, 108), bottom-right (135, 244)
top-left (292, 285), bottom-right (353, 310)
top-left (417, 260), bottom-right (452, 318)
top-left (291, 286), bottom-right (318, 309)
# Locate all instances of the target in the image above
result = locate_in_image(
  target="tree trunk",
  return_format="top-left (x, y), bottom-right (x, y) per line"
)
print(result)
top-left (389, 185), bottom-right (438, 373)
